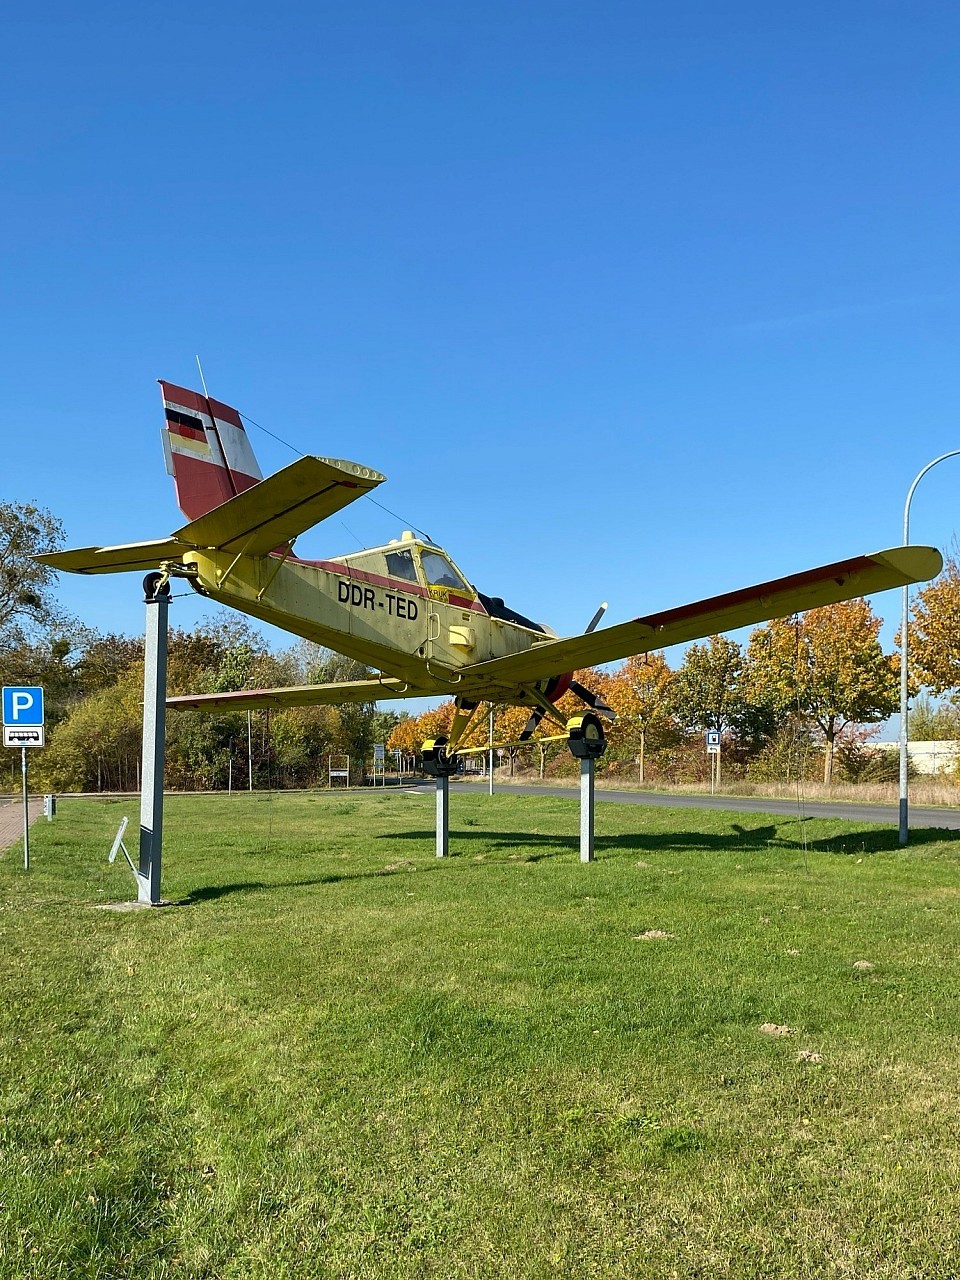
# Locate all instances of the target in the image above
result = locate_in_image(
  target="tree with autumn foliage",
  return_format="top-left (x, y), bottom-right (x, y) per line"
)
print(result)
top-left (386, 668), bottom-right (617, 776)
top-left (387, 703), bottom-right (455, 757)
top-left (747, 599), bottom-right (898, 785)
top-left (603, 652), bottom-right (677, 780)
top-left (909, 551), bottom-right (960, 698)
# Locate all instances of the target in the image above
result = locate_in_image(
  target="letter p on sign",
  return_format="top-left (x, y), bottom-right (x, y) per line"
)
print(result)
top-left (2, 687), bottom-right (45, 727)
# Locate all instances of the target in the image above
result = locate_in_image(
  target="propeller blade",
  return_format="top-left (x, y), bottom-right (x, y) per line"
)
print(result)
top-left (519, 706), bottom-right (547, 741)
top-left (569, 679), bottom-right (615, 720)
top-left (585, 602), bottom-right (608, 634)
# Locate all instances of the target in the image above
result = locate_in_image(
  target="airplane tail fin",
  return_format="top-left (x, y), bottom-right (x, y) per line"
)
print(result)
top-left (159, 380), bottom-right (264, 520)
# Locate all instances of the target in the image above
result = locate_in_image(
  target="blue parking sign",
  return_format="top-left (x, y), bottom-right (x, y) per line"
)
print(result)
top-left (2, 687), bottom-right (45, 726)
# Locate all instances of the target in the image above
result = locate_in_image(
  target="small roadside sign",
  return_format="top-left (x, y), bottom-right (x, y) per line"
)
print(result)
top-left (3, 687), bottom-right (45, 750)
top-left (3, 726), bottom-right (45, 748)
top-left (3, 686), bottom-right (44, 729)
top-left (705, 730), bottom-right (721, 754)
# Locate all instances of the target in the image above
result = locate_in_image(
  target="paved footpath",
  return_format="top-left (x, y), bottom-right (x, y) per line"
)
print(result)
top-left (0, 797), bottom-right (44, 854)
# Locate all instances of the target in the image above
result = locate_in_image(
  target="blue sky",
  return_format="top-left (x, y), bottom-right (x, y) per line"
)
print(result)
top-left (3, 1), bottom-right (959, 679)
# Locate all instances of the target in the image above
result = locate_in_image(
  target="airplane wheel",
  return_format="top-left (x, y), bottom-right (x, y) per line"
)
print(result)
top-left (422, 736), bottom-right (460, 777)
top-left (142, 571), bottom-right (171, 603)
top-left (566, 711), bottom-right (607, 760)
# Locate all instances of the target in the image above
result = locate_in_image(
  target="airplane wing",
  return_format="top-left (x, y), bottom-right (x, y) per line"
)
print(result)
top-left (36, 539), bottom-right (187, 574)
top-left (457, 545), bottom-right (943, 692)
top-left (171, 455), bottom-right (386, 554)
top-left (167, 677), bottom-right (426, 713)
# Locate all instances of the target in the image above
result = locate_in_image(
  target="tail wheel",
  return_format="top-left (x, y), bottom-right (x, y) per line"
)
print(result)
top-left (422, 735), bottom-right (460, 777)
top-left (566, 711), bottom-right (607, 760)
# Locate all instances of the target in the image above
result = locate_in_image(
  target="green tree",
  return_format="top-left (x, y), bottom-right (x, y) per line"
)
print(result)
top-left (0, 501), bottom-right (66, 647)
top-left (747, 600), bottom-right (898, 785)
top-left (669, 635), bottom-right (765, 740)
top-left (908, 693), bottom-right (960, 740)
top-left (36, 663), bottom-right (144, 792)
top-left (0, 623), bottom-right (141, 728)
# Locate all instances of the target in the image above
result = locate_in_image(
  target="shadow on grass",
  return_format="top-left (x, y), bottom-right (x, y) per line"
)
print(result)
top-left (174, 861), bottom-right (446, 906)
top-left (171, 822), bottom-right (960, 904)
top-left (382, 821), bottom-right (960, 859)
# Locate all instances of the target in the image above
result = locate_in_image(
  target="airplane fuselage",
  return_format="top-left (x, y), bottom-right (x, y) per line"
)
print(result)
top-left (183, 544), bottom-right (548, 697)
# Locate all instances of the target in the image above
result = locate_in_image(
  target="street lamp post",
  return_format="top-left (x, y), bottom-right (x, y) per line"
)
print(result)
top-left (899, 450), bottom-right (960, 845)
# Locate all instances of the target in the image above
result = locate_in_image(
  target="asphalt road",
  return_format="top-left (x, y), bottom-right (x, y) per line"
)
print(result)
top-left (450, 780), bottom-right (960, 830)
top-left (6, 785), bottom-right (959, 833)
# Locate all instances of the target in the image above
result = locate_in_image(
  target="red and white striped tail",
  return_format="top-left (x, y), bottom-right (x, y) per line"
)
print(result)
top-left (159, 380), bottom-right (263, 520)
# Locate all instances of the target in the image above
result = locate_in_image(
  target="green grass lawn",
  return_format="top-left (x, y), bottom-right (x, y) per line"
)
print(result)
top-left (2, 790), bottom-right (960, 1279)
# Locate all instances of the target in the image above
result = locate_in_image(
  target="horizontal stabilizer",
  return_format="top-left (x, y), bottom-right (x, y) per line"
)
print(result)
top-left (457, 545), bottom-right (943, 691)
top-left (35, 539), bottom-right (185, 575)
top-left (171, 455), bottom-right (386, 554)
top-left (167, 677), bottom-right (420, 713)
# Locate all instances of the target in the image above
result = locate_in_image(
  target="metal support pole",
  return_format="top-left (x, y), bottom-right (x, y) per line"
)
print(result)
top-left (899, 577), bottom-right (910, 845)
top-left (248, 710), bottom-right (253, 791)
top-left (899, 450), bottom-right (960, 846)
top-left (21, 748), bottom-right (29, 871)
top-left (137, 573), bottom-right (170, 905)
top-left (580, 757), bottom-right (595, 863)
top-left (436, 775), bottom-right (449, 858)
top-left (488, 706), bottom-right (494, 797)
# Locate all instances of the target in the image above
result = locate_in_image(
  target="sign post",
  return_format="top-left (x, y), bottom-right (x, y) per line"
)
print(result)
top-left (705, 730), bottom-right (721, 796)
top-left (3, 686), bottom-right (45, 870)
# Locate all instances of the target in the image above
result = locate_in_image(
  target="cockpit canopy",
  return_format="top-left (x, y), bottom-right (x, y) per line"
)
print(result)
top-left (328, 532), bottom-right (546, 632)
top-left (330, 531), bottom-right (473, 597)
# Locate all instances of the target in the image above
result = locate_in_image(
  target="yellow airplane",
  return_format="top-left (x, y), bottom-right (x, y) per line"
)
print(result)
top-left (39, 380), bottom-right (943, 774)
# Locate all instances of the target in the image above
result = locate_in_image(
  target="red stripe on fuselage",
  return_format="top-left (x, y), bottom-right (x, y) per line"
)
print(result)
top-left (282, 554), bottom-right (489, 613)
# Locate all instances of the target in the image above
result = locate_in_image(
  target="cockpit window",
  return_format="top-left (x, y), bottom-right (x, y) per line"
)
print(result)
top-left (385, 548), bottom-right (419, 582)
top-left (421, 551), bottom-right (467, 590)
